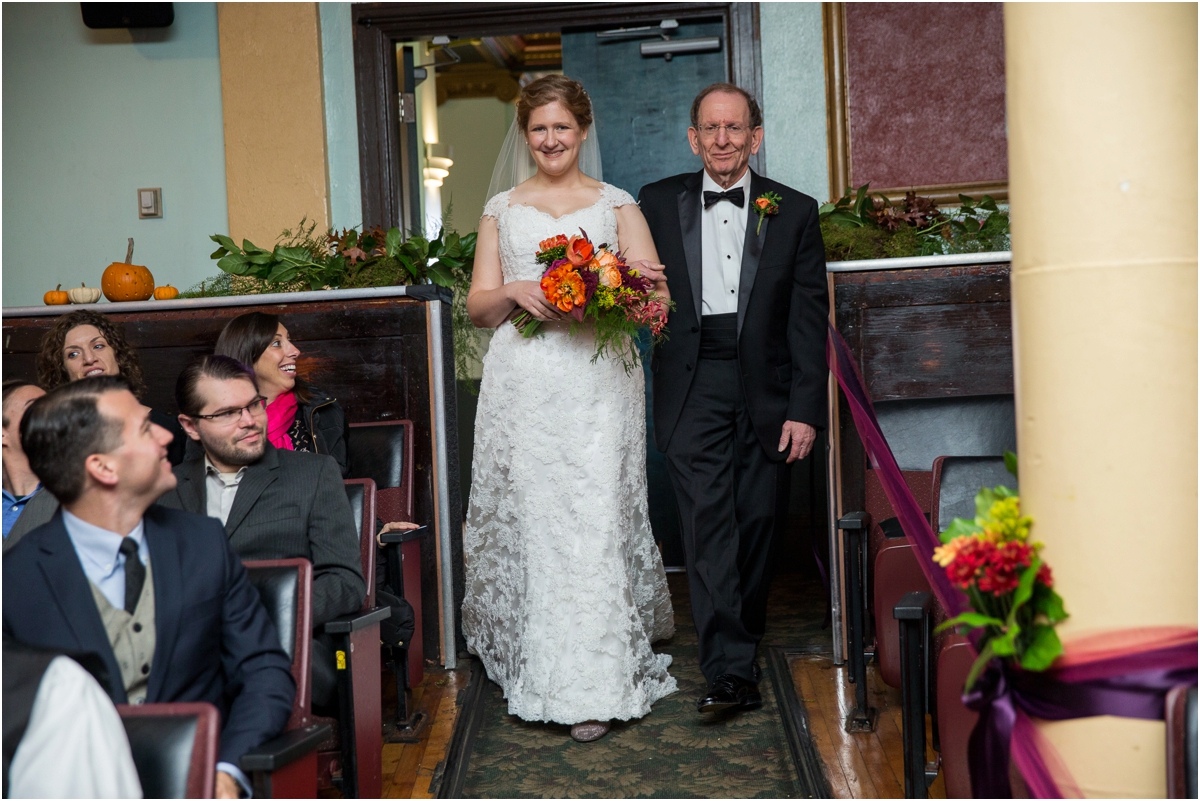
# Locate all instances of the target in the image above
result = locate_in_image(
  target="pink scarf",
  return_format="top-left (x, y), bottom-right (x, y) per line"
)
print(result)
top-left (265, 390), bottom-right (297, 451)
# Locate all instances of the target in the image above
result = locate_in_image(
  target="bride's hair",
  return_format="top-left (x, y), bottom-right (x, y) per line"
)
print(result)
top-left (517, 75), bottom-right (593, 132)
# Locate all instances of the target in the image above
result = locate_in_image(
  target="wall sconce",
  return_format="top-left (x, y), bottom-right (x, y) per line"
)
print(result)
top-left (424, 143), bottom-right (454, 188)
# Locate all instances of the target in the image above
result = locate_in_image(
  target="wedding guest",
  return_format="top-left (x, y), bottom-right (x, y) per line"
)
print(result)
top-left (2, 380), bottom-right (45, 540)
top-left (215, 311), bottom-right (349, 476)
top-left (34, 309), bottom-right (188, 465)
top-left (158, 355), bottom-right (363, 711)
top-left (4, 376), bottom-right (294, 799)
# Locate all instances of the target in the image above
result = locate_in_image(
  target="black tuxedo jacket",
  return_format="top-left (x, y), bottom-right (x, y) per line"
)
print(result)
top-left (157, 445), bottom-right (365, 627)
top-left (639, 169), bottom-right (829, 457)
top-left (2, 506), bottom-right (295, 768)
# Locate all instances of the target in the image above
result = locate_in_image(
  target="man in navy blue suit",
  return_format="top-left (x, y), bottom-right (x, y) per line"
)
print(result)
top-left (3, 376), bottom-right (294, 798)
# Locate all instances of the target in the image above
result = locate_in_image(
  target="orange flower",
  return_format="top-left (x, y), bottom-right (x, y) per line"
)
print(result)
top-left (593, 248), bottom-right (619, 268)
top-left (539, 234), bottom-right (568, 251)
top-left (755, 197), bottom-right (772, 210)
top-left (566, 235), bottom-right (594, 266)
top-left (599, 264), bottom-right (622, 288)
top-left (541, 264), bottom-right (586, 312)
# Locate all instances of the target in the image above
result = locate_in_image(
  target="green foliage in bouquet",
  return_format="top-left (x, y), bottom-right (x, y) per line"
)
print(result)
top-left (932, 452), bottom-right (1068, 689)
top-left (819, 184), bottom-right (1011, 262)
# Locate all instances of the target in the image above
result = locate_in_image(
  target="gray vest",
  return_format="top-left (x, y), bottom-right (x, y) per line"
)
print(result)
top-left (88, 559), bottom-right (156, 704)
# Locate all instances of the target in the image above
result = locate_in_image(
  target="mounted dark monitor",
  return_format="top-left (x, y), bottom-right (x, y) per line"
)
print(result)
top-left (81, 3), bottom-right (174, 29)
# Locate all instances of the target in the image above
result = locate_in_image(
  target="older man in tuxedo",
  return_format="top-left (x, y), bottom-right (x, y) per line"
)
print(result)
top-left (639, 83), bottom-right (828, 714)
top-left (3, 376), bottom-right (294, 798)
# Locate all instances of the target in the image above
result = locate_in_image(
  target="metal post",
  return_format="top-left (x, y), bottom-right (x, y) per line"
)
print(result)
top-left (827, 373), bottom-right (844, 665)
top-left (426, 300), bottom-right (457, 669)
top-left (838, 512), bottom-right (877, 732)
top-left (895, 590), bottom-right (934, 798)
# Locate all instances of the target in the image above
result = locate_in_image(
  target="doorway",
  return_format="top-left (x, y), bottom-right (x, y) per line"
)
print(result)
top-left (352, 3), bottom-right (770, 571)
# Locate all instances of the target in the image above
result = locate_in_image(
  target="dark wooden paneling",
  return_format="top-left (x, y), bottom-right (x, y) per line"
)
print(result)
top-left (2, 296), bottom-right (456, 663)
top-left (832, 261), bottom-right (1012, 514)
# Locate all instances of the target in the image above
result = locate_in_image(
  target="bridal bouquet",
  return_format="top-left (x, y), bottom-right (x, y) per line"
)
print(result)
top-left (933, 464), bottom-right (1069, 689)
top-left (511, 230), bottom-right (672, 371)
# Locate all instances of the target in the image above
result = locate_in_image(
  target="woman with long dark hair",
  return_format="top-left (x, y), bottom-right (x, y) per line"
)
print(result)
top-left (34, 309), bottom-right (187, 465)
top-left (215, 311), bottom-right (349, 476)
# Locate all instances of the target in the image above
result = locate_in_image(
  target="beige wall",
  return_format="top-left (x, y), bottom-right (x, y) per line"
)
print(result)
top-left (1005, 3), bottom-right (1197, 796)
top-left (218, 3), bottom-right (329, 246)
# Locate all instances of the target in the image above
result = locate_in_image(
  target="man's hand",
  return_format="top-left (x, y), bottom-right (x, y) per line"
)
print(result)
top-left (778, 421), bottom-right (817, 464)
top-left (377, 520), bottom-right (421, 547)
top-left (216, 771), bottom-right (241, 799)
top-left (627, 259), bottom-right (667, 285)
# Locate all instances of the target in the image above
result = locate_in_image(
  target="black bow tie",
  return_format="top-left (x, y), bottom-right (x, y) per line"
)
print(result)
top-left (703, 187), bottom-right (745, 209)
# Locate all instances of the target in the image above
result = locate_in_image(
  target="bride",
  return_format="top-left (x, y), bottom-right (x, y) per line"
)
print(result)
top-left (461, 75), bottom-right (677, 743)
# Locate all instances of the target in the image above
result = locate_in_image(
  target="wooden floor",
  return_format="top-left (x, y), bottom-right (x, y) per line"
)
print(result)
top-left (379, 665), bottom-right (471, 798)
top-left (789, 654), bottom-right (945, 799)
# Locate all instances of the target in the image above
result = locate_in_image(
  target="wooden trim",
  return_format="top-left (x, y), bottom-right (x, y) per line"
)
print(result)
top-left (823, 3), bottom-right (849, 202)
top-left (352, 2), bottom-right (767, 226)
top-left (822, 2), bottom-right (1007, 205)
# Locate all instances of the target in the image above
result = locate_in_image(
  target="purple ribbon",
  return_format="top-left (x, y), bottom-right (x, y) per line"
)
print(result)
top-left (826, 322), bottom-right (1199, 798)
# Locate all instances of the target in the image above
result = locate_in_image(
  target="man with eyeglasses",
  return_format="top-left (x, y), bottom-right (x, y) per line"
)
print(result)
top-left (158, 354), bottom-right (365, 714)
top-left (638, 83), bottom-right (828, 716)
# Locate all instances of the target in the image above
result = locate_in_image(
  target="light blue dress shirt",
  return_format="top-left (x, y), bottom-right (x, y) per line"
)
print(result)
top-left (61, 511), bottom-right (251, 796)
top-left (3, 484), bottom-right (41, 538)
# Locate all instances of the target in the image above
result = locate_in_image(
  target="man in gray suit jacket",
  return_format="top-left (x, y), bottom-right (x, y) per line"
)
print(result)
top-left (155, 355), bottom-right (365, 708)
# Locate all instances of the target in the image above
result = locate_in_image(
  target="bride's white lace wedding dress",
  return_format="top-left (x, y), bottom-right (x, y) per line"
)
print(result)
top-left (462, 183), bottom-right (677, 725)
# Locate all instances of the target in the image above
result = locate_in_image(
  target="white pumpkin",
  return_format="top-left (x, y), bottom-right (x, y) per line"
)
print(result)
top-left (68, 283), bottom-right (102, 304)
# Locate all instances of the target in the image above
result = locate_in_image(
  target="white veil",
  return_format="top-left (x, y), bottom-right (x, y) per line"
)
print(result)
top-left (484, 114), bottom-right (603, 202)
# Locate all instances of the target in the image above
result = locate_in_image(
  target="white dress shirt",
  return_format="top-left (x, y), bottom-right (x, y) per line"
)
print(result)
top-left (205, 456), bottom-right (248, 525)
top-left (700, 168), bottom-right (752, 316)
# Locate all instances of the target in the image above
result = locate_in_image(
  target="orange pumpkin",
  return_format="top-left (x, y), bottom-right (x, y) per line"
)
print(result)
top-left (44, 284), bottom-right (69, 305)
top-left (153, 284), bottom-right (179, 301)
top-left (101, 262), bottom-right (155, 301)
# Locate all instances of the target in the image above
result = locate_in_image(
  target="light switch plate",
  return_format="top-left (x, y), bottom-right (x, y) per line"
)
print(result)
top-left (138, 187), bottom-right (162, 219)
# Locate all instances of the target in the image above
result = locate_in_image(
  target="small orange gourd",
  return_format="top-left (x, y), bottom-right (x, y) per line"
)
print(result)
top-left (44, 284), bottom-right (69, 305)
top-left (102, 238), bottom-right (155, 302)
top-left (154, 284), bottom-right (179, 301)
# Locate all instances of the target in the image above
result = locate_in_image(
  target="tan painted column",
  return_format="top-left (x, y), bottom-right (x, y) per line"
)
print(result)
top-left (1005, 3), bottom-right (1197, 796)
top-left (218, 3), bottom-right (329, 245)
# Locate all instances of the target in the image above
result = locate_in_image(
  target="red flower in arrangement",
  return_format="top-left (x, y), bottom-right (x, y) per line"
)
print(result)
top-left (978, 541), bottom-right (1033, 595)
top-left (539, 234), bottom-right (568, 252)
top-left (1037, 563), bottom-right (1054, 588)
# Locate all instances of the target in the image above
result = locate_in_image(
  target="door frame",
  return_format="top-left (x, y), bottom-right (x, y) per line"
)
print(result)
top-left (351, 1), bottom-right (764, 229)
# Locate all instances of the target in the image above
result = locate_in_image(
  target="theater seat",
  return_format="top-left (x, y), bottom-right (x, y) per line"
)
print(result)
top-left (875, 542), bottom-right (933, 688)
top-left (935, 635), bottom-right (978, 799)
top-left (242, 558), bottom-right (330, 798)
top-left (117, 702), bottom-right (220, 799)
top-left (930, 455), bottom-right (1016, 535)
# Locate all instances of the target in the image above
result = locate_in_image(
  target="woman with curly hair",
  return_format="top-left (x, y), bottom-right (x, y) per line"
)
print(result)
top-left (34, 309), bottom-right (187, 465)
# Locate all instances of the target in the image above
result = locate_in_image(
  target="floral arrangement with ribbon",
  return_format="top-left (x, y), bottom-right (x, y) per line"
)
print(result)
top-left (934, 473), bottom-right (1069, 689)
top-left (511, 230), bottom-right (672, 371)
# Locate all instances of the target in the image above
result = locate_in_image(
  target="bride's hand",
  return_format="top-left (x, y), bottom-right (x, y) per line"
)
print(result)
top-left (628, 259), bottom-right (667, 285)
top-left (507, 280), bottom-right (564, 321)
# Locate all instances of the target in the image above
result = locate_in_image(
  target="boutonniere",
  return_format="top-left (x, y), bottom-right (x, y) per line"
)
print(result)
top-left (753, 192), bottom-right (781, 234)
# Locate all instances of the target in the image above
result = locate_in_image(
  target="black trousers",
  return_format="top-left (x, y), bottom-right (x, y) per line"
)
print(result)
top-left (665, 357), bottom-right (791, 685)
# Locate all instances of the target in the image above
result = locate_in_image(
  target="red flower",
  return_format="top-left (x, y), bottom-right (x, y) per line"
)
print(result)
top-left (945, 538), bottom-right (993, 588)
top-left (977, 541), bottom-right (1033, 595)
top-left (1037, 563), bottom-right (1054, 588)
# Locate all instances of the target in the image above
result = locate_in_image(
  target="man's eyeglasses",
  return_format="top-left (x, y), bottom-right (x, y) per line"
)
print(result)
top-left (696, 123), bottom-right (749, 139)
top-left (192, 397), bottom-right (267, 424)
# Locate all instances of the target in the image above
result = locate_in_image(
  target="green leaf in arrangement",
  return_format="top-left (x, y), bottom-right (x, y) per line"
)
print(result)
top-left (211, 234), bottom-right (238, 252)
top-left (267, 263), bottom-right (298, 283)
top-left (1004, 450), bottom-right (1019, 479)
top-left (826, 210), bottom-right (865, 228)
top-left (385, 227), bottom-right (403, 259)
top-left (963, 640), bottom-right (995, 691)
top-left (1033, 583), bottom-right (1069, 623)
top-left (247, 252), bottom-right (274, 265)
top-left (941, 516), bottom-right (983, 543)
top-left (975, 487), bottom-right (1001, 520)
top-left (210, 248), bottom-right (228, 260)
top-left (1006, 558), bottom-right (1043, 628)
top-left (1019, 625), bottom-right (1063, 671)
top-left (990, 625), bottom-right (1019, 657)
top-left (935, 611), bottom-right (1006, 634)
top-left (818, 202), bottom-right (838, 216)
top-left (980, 195), bottom-right (999, 212)
top-left (958, 194), bottom-right (975, 207)
top-left (427, 264), bottom-right (454, 288)
top-left (217, 253), bottom-right (251, 275)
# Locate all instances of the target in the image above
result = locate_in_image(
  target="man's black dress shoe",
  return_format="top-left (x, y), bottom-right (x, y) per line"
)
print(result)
top-left (752, 661), bottom-right (762, 683)
top-left (697, 673), bottom-right (763, 713)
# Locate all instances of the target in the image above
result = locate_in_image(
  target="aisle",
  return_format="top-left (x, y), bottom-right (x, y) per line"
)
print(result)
top-left (456, 572), bottom-right (827, 798)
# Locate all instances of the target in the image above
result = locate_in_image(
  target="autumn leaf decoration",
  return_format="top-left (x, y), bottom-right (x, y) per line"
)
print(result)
top-left (753, 192), bottom-right (781, 235)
